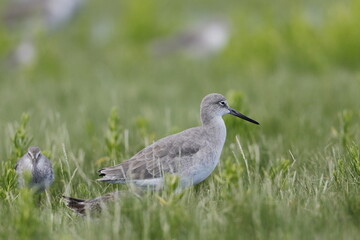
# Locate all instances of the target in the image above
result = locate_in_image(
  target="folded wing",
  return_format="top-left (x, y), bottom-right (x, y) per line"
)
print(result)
top-left (97, 128), bottom-right (203, 183)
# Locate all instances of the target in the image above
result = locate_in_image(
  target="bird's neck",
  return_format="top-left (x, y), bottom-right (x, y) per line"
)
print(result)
top-left (203, 116), bottom-right (226, 144)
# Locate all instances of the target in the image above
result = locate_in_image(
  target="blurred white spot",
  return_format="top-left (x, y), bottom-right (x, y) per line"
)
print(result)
top-left (150, 18), bottom-right (230, 59)
top-left (45, 0), bottom-right (84, 29)
top-left (3, 0), bottom-right (85, 67)
top-left (8, 40), bottom-right (36, 67)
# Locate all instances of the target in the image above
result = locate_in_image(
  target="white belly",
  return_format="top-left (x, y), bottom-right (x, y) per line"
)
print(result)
top-left (190, 153), bottom-right (220, 185)
top-left (132, 178), bottom-right (164, 190)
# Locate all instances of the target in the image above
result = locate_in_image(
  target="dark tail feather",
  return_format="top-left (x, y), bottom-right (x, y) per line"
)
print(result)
top-left (62, 192), bottom-right (125, 216)
top-left (97, 167), bottom-right (127, 183)
top-left (62, 196), bottom-right (87, 215)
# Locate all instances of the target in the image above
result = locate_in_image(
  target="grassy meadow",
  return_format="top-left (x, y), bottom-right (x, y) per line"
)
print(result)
top-left (0, 0), bottom-right (360, 239)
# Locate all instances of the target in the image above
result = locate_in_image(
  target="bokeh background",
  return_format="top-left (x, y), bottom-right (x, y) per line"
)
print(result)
top-left (0, 0), bottom-right (359, 239)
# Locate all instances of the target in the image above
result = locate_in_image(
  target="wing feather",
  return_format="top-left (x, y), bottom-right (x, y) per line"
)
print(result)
top-left (98, 127), bottom-right (203, 182)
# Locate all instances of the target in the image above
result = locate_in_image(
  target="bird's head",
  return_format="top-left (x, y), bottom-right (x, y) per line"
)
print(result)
top-left (200, 93), bottom-right (259, 125)
top-left (27, 146), bottom-right (41, 163)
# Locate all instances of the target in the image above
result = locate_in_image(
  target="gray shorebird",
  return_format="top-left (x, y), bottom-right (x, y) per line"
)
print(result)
top-left (63, 93), bottom-right (259, 215)
top-left (98, 93), bottom-right (258, 189)
top-left (15, 146), bottom-right (54, 192)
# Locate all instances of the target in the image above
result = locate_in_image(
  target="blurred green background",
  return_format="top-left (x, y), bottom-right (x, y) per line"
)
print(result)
top-left (0, 0), bottom-right (359, 239)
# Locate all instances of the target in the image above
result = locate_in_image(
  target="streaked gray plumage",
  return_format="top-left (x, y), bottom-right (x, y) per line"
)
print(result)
top-left (97, 93), bottom-right (259, 189)
top-left (15, 146), bottom-right (54, 192)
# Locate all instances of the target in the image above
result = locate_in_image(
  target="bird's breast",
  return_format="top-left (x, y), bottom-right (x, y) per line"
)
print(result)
top-left (20, 158), bottom-right (34, 172)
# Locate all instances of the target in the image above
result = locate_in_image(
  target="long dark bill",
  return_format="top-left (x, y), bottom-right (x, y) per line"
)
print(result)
top-left (229, 108), bottom-right (260, 125)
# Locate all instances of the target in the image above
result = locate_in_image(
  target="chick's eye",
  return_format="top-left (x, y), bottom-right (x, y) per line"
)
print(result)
top-left (219, 101), bottom-right (226, 106)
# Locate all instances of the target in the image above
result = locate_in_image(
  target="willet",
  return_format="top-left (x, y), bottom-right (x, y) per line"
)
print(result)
top-left (15, 146), bottom-right (54, 192)
top-left (63, 93), bottom-right (259, 215)
top-left (98, 93), bottom-right (258, 189)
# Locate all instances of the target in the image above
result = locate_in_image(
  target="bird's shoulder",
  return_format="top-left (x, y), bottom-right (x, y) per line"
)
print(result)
top-left (14, 154), bottom-right (29, 171)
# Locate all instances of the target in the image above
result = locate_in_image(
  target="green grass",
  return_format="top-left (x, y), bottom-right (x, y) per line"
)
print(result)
top-left (1, 0), bottom-right (360, 239)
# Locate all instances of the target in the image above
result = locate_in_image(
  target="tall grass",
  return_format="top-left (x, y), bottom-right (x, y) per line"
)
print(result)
top-left (0, 0), bottom-right (359, 239)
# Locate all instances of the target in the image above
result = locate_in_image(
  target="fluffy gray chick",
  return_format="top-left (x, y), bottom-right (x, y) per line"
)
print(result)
top-left (15, 146), bottom-right (54, 192)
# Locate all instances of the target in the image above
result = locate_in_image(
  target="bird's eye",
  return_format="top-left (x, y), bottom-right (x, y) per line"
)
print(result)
top-left (219, 101), bottom-right (226, 106)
